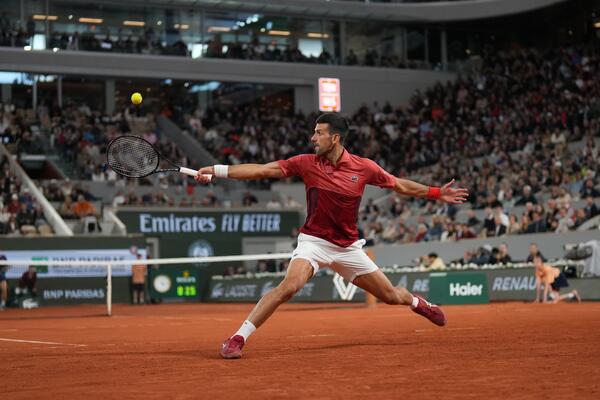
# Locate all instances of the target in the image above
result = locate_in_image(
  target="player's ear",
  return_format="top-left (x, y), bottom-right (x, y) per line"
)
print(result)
top-left (332, 132), bottom-right (341, 145)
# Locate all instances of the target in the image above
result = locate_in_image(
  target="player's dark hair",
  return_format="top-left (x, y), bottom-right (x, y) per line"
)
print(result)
top-left (316, 113), bottom-right (349, 143)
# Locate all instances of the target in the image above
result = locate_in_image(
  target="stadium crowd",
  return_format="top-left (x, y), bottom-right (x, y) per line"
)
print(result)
top-left (0, 155), bottom-right (53, 235)
top-left (1, 44), bottom-right (600, 244)
top-left (184, 45), bottom-right (600, 243)
top-left (1, 22), bottom-right (431, 69)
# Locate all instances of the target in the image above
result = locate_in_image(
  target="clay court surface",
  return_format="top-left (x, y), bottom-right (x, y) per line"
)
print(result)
top-left (1, 302), bottom-right (599, 399)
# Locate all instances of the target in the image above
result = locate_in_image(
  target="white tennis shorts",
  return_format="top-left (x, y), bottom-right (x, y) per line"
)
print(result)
top-left (290, 233), bottom-right (379, 282)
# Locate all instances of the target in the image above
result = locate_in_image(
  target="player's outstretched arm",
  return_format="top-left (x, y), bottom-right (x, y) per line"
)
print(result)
top-left (195, 162), bottom-right (284, 184)
top-left (394, 178), bottom-right (469, 204)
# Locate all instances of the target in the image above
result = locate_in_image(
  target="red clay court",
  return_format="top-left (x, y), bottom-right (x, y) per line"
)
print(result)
top-left (2, 302), bottom-right (599, 400)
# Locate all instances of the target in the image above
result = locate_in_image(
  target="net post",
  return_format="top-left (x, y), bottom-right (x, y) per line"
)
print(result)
top-left (107, 263), bottom-right (113, 317)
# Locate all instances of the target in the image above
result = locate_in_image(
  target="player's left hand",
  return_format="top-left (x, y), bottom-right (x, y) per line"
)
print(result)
top-left (440, 179), bottom-right (469, 204)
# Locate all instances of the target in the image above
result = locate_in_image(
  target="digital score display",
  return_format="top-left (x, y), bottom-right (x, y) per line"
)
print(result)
top-left (151, 269), bottom-right (199, 300)
top-left (318, 77), bottom-right (341, 112)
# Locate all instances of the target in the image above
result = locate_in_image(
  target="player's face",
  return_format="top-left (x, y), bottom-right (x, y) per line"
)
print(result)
top-left (312, 123), bottom-right (337, 156)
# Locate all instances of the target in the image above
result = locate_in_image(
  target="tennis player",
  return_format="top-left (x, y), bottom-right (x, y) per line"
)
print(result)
top-left (195, 113), bottom-right (469, 359)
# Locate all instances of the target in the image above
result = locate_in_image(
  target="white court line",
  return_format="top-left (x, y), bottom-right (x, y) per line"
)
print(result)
top-left (286, 334), bottom-right (336, 338)
top-left (414, 327), bottom-right (480, 333)
top-left (0, 337), bottom-right (87, 347)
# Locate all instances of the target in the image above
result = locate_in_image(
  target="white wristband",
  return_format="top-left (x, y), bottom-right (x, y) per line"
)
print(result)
top-left (213, 164), bottom-right (229, 178)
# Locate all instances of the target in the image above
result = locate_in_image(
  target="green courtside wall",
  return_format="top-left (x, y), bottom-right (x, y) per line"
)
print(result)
top-left (205, 268), bottom-right (600, 303)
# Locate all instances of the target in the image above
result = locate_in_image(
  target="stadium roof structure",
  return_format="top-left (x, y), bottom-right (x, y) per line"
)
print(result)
top-left (61, 0), bottom-right (568, 23)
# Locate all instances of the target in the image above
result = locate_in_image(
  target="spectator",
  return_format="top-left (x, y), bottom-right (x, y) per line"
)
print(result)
top-left (507, 214), bottom-right (522, 234)
top-left (242, 191), bottom-right (258, 207)
top-left (466, 209), bottom-right (481, 227)
top-left (16, 265), bottom-right (37, 297)
top-left (573, 208), bottom-right (588, 228)
top-left (516, 185), bottom-right (538, 206)
top-left (0, 254), bottom-right (7, 310)
top-left (424, 252), bottom-right (446, 270)
top-left (15, 202), bottom-right (36, 234)
top-left (283, 196), bottom-right (301, 209)
top-left (525, 211), bottom-right (547, 234)
top-left (580, 178), bottom-right (600, 198)
top-left (584, 196), bottom-right (599, 219)
top-left (555, 207), bottom-right (574, 233)
top-left (482, 207), bottom-right (496, 237)
top-left (493, 214), bottom-right (508, 237)
top-left (453, 250), bottom-right (474, 265)
top-left (491, 243), bottom-right (512, 265)
top-left (526, 243), bottom-right (546, 263)
top-left (72, 195), bottom-right (98, 218)
top-left (472, 244), bottom-right (493, 265)
top-left (201, 190), bottom-right (219, 207)
top-left (57, 195), bottom-right (76, 218)
top-left (455, 223), bottom-right (476, 240)
top-left (265, 196), bottom-right (282, 209)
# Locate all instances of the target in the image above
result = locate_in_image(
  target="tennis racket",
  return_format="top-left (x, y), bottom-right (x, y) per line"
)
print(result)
top-left (106, 135), bottom-right (212, 179)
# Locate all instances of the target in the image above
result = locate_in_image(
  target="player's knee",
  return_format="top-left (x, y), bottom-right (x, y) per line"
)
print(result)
top-left (275, 281), bottom-right (302, 302)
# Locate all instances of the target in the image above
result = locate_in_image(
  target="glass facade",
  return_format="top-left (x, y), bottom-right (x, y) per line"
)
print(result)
top-left (0, 0), bottom-right (598, 71)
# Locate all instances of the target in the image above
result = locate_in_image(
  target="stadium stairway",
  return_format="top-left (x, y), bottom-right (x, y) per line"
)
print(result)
top-left (156, 115), bottom-right (244, 192)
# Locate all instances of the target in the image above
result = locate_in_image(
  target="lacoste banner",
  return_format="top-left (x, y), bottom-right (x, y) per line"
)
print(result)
top-left (206, 272), bottom-right (431, 303)
top-left (428, 272), bottom-right (489, 305)
top-left (208, 275), bottom-right (332, 302)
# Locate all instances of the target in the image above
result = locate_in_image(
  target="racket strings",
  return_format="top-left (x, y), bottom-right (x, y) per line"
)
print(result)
top-left (107, 136), bottom-right (160, 178)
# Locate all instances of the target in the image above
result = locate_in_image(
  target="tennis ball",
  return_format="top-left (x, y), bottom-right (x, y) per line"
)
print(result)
top-left (131, 92), bottom-right (143, 105)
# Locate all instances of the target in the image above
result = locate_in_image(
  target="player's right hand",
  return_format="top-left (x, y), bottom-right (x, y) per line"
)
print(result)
top-left (195, 166), bottom-right (214, 184)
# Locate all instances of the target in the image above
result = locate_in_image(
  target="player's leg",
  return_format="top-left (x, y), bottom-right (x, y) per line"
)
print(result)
top-left (334, 249), bottom-right (446, 326)
top-left (0, 281), bottom-right (7, 310)
top-left (138, 285), bottom-right (145, 304)
top-left (220, 258), bottom-right (314, 359)
top-left (247, 259), bottom-right (314, 327)
top-left (132, 286), bottom-right (138, 304)
top-left (352, 269), bottom-right (412, 305)
top-left (553, 289), bottom-right (581, 303)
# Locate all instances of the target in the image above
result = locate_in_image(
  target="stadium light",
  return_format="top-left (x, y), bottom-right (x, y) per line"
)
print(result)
top-left (33, 15), bottom-right (58, 21)
top-left (269, 30), bottom-right (291, 36)
top-left (79, 17), bottom-right (103, 24)
top-left (208, 26), bottom-right (231, 32)
top-left (123, 20), bottom-right (145, 27)
top-left (307, 33), bottom-right (329, 39)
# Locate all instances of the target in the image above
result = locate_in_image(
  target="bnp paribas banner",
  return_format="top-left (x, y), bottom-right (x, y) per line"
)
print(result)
top-left (2, 249), bottom-right (146, 279)
top-left (116, 209), bottom-right (302, 259)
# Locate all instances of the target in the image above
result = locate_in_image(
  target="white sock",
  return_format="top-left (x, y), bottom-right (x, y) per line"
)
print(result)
top-left (234, 320), bottom-right (256, 341)
top-left (411, 295), bottom-right (419, 308)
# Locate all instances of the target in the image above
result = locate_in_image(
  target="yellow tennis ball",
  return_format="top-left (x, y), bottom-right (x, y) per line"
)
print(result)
top-left (131, 92), bottom-right (143, 105)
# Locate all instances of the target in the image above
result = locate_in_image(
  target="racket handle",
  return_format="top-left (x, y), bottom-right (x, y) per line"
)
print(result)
top-left (179, 167), bottom-right (212, 180)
